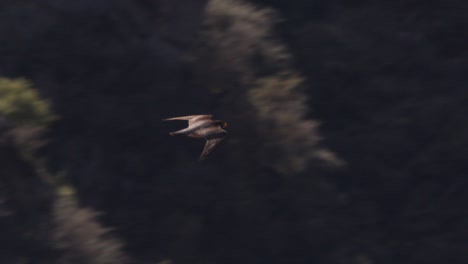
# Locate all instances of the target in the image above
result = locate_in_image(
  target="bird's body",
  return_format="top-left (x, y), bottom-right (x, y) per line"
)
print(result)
top-left (163, 115), bottom-right (227, 160)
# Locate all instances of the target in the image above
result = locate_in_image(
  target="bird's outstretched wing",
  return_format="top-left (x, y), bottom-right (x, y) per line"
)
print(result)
top-left (200, 137), bottom-right (225, 160)
top-left (163, 115), bottom-right (212, 126)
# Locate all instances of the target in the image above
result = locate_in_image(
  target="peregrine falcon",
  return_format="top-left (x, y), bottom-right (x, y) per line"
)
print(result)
top-left (163, 115), bottom-right (227, 160)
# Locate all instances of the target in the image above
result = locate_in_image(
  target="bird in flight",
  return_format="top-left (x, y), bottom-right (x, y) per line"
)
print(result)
top-left (163, 115), bottom-right (227, 160)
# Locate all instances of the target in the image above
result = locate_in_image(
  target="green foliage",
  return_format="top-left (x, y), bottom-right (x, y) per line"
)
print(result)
top-left (0, 77), bottom-right (57, 162)
top-left (0, 77), bottom-right (56, 127)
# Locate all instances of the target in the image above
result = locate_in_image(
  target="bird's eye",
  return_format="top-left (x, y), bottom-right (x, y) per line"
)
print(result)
top-left (222, 122), bottom-right (228, 128)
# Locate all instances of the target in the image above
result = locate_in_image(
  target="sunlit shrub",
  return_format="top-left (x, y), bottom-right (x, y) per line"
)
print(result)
top-left (0, 77), bottom-right (57, 161)
top-left (0, 77), bottom-right (56, 127)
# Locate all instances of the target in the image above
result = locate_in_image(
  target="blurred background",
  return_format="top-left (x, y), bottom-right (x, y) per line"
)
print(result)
top-left (0, 0), bottom-right (467, 263)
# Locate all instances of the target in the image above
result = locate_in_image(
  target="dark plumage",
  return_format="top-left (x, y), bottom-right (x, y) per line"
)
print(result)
top-left (163, 115), bottom-right (227, 160)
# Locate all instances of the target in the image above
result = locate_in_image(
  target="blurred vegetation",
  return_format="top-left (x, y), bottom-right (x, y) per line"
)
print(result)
top-left (0, 78), bottom-right (56, 127)
top-left (197, 0), bottom-right (343, 173)
top-left (0, 0), bottom-right (467, 263)
top-left (0, 77), bottom-right (57, 162)
top-left (0, 77), bottom-right (129, 263)
top-left (53, 195), bottom-right (129, 264)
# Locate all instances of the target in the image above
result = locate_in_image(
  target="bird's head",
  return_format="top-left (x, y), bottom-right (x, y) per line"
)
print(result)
top-left (215, 121), bottom-right (228, 129)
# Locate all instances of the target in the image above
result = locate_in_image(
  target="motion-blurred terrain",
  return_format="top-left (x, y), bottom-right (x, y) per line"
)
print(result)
top-left (0, 0), bottom-right (467, 263)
